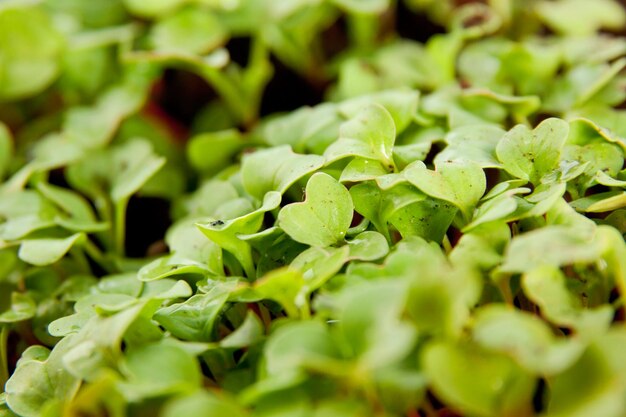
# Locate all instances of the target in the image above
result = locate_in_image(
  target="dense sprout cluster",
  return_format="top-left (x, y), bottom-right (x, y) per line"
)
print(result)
top-left (2, 0), bottom-right (626, 416)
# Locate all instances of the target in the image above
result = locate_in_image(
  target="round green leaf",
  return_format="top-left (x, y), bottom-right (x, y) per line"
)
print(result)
top-left (0, 6), bottom-right (64, 100)
top-left (422, 341), bottom-right (535, 417)
top-left (472, 305), bottom-right (585, 375)
top-left (187, 130), bottom-right (246, 175)
top-left (5, 337), bottom-right (80, 417)
top-left (278, 173), bottom-right (354, 247)
top-left (150, 7), bottom-right (228, 54)
top-left (0, 293), bottom-right (36, 324)
top-left (197, 191), bottom-right (281, 278)
top-left (121, 343), bottom-right (201, 399)
top-left (496, 118), bottom-right (569, 185)
top-left (241, 145), bottom-right (325, 201)
top-left (124, 0), bottom-right (186, 18)
top-left (162, 391), bottom-right (247, 417)
top-left (18, 233), bottom-right (85, 266)
top-left (264, 320), bottom-right (337, 376)
top-left (404, 160), bottom-right (486, 222)
top-left (324, 104), bottom-right (397, 169)
top-left (500, 226), bottom-right (601, 273)
top-left (346, 231), bottom-right (389, 261)
top-left (336, 281), bottom-right (416, 367)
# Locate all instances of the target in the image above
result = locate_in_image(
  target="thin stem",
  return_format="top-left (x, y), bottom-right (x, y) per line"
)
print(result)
top-left (3, 165), bottom-right (34, 193)
top-left (258, 304), bottom-right (272, 332)
top-left (199, 67), bottom-right (250, 125)
top-left (442, 235), bottom-right (453, 254)
top-left (513, 114), bottom-right (530, 127)
top-left (93, 191), bottom-right (114, 252)
top-left (497, 275), bottom-right (514, 305)
top-left (200, 38), bottom-right (271, 128)
top-left (299, 300), bottom-right (311, 320)
top-left (0, 325), bottom-right (9, 391)
top-left (361, 375), bottom-right (384, 415)
top-left (84, 238), bottom-right (115, 274)
top-left (236, 248), bottom-right (256, 281)
top-left (604, 237), bottom-right (626, 327)
top-left (347, 13), bottom-right (380, 50)
top-left (70, 247), bottom-right (91, 274)
top-left (114, 199), bottom-right (128, 257)
top-left (373, 220), bottom-right (392, 244)
top-left (83, 239), bottom-right (104, 263)
top-left (243, 38), bottom-right (272, 127)
top-left (347, 218), bottom-right (371, 237)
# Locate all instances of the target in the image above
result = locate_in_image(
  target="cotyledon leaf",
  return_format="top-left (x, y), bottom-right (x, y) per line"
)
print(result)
top-left (241, 145), bottom-right (325, 201)
top-left (350, 181), bottom-right (426, 241)
top-left (472, 305), bottom-right (585, 375)
top-left (5, 336), bottom-right (80, 417)
top-left (404, 160), bottom-right (486, 223)
top-left (138, 219), bottom-right (224, 281)
top-left (154, 287), bottom-right (230, 342)
top-left (197, 191), bottom-right (281, 278)
top-left (324, 104), bottom-right (397, 170)
top-left (110, 139), bottom-right (167, 203)
top-left (522, 265), bottom-right (613, 337)
top-left (435, 124), bottom-right (505, 168)
top-left (0, 6), bottom-right (64, 101)
top-left (422, 340), bottom-right (535, 417)
top-left (149, 6), bottom-right (227, 55)
top-left (278, 173), bottom-right (354, 248)
top-left (500, 225), bottom-right (601, 273)
top-left (18, 233), bottom-right (85, 266)
top-left (338, 89), bottom-right (420, 134)
top-left (0, 293), bottom-right (36, 323)
top-left (339, 158), bottom-right (388, 183)
top-left (346, 231), bottom-right (389, 261)
top-left (496, 118), bottom-right (569, 185)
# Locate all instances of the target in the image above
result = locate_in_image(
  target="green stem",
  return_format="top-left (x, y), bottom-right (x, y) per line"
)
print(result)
top-left (258, 304), bottom-right (273, 332)
top-left (236, 248), bottom-right (256, 281)
top-left (373, 219), bottom-right (392, 244)
top-left (347, 13), bottom-right (380, 50)
top-left (204, 37), bottom-right (272, 128)
top-left (359, 373), bottom-right (383, 415)
top-left (3, 165), bottom-right (34, 193)
top-left (242, 38), bottom-right (273, 127)
top-left (347, 218), bottom-right (370, 237)
top-left (299, 300), bottom-right (311, 320)
top-left (94, 191), bottom-right (114, 252)
top-left (497, 275), bottom-right (514, 305)
top-left (83, 238), bottom-right (114, 273)
top-left (114, 199), bottom-right (128, 257)
top-left (442, 235), bottom-right (453, 254)
top-left (199, 67), bottom-right (251, 126)
top-left (70, 247), bottom-right (91, 274)
top-left (602, 233), bottom-right (626, 327)
top-left (512, 112), bottom-right (530, 127)
top-left (0, 325), bottom-right (9, 391)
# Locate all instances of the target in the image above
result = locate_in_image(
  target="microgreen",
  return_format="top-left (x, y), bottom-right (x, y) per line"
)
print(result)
top-left (404, 159), bottom-right (486, 223)
top-left (3, 1), bottom-right (626, 416)
top-left (324, 104), bottom-right (397, 170)
top-left (278, 172), bottom-right (354, 248)
top-left (496, 117), bottom-right (569, 185)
